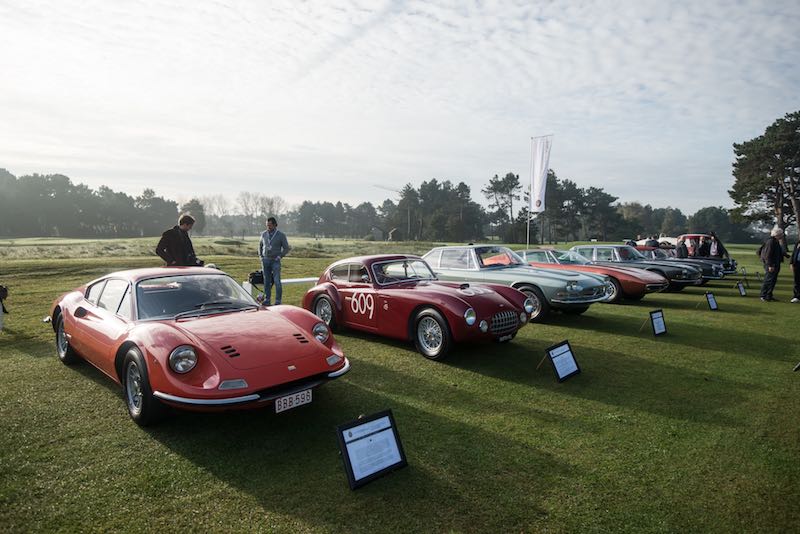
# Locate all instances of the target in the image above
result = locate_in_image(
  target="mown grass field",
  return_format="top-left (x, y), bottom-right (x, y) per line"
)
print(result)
top-left (1, 239), bottom-right (798, 533)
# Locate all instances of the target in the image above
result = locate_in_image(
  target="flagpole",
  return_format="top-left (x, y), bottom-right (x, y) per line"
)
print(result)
top-left (526, 139), bottom-right (534, 250)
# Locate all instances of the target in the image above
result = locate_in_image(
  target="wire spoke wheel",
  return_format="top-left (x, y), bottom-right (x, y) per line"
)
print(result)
top-left (315, 297), bottom-right (333, 325)
top-left (417, 316), bottom-right (443, 353)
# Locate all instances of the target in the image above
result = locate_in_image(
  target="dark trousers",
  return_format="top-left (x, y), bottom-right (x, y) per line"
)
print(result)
top-left (793, 265), bottom-right (800, 299)
top-left (760, 264), bottom-right (780, 299)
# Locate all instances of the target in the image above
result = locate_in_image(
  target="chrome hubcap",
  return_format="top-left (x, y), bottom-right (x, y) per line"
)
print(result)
top-left (418, 317), bottom-right (443, 352)
top-left (315, 298), bottom-right (333, 325)
top-left (525, 292), bottom-right (542, 318)
top-left (126, 362), bottom-right (143, 415)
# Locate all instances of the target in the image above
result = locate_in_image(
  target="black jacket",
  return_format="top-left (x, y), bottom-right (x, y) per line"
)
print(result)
top-left (675, 243), bottom-right (688, 258)
top-left (791, 241), bottom-right (800, 266)
top-left (760, 237), bottom-right (784, 268)
top-left (155, 226), bottom-right (200, 266)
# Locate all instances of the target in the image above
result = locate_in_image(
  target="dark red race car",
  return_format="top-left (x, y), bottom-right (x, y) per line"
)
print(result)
top-left (49, 267), bottom-right (350, 426)
top-left (302, 255), bottom-right (534, 360)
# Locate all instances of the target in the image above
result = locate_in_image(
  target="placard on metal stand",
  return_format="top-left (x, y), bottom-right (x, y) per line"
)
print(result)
top-left (537, 340), bottom-right (581, 382)
top-left (336, 410), bottom-right (407, 490)
top-left (649, 309), bottom-right (667, 336)
top-left (705, 292), bottom-right (719, 311)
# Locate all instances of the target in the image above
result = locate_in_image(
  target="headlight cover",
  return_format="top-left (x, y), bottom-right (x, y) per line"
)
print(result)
top-left (169, 345), bottom-right (197, 374)
top-left (464, 308), bottom-right (477, 326)
top-left (312, 322), bottom-right (330, 343)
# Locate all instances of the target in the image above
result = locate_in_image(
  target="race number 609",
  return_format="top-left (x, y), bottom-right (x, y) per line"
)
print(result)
top-left (350, 293), bottom-right (374, 319)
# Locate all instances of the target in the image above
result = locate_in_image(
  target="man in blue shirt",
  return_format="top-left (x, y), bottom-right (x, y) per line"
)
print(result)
top-left (258, 217), bottom-right (291, 305)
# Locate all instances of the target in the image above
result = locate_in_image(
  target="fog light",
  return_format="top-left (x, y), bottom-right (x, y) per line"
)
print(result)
top-left (519, 312), bottom-right (528, 324)
top-left (219, 379), bottom-right (248, 390)
top-left (479, 320), bottom-right (489, 333)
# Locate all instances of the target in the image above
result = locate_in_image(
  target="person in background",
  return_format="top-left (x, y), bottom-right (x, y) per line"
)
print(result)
top-left (675, 238), bottom-right (689, 258)
top-left (645, 235), bottom-right (660, 247)
top-left (759, 227), bottom-right (785, 302)
top-left (790, 235), bottom-right (800, 303)
top-left (708, 232), bottom-right (729, 259)
top-left (0, 285), bottom-right (8, 333)
top-left (258, 216), bottom-right (291, 306)
top-left (686, 237), bottom-right (698, 256)
top-left (697, 236), bottom-right (711, 257)
top-left (155, 214), bottom-right (204, 266)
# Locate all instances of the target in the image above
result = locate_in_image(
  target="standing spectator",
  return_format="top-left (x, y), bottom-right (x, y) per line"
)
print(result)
top-left (708, 232), bottom-right (729, 259)
top-left (675, 238), bottom-right (689, 258)
top-left (0, 285), bottom-right (8, 333)
top-left (790, 235), bottom-right (800, 303)
top-left (258, 216), bottom-right (291, 305)
top-left (759, 227), bottom-right (785, 302)
top-left (697, 236), bottom-right (711, 257)
top-left (645, 235), bottom-right (660, 247)
top-left (155, 214), bottom-right (204, 267)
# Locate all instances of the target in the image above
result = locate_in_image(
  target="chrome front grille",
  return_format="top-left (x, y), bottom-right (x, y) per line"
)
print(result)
top-left (490, 310), bottom-right (519, 335)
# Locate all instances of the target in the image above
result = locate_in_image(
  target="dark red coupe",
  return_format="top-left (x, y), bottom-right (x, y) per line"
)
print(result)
top-left (302, 255), bottom-right (534, 360)
top-left (50, 267), bottom-right (350, 426)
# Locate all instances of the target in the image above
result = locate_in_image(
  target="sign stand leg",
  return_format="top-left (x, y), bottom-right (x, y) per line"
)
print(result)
top-left (638, 317), bottom-right (649, 332)
top-left (535, 353), bottom-right (548, 371)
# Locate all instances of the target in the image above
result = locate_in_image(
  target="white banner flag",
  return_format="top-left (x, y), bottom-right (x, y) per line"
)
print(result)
top-left (529, 135), bottom-right (552, 213)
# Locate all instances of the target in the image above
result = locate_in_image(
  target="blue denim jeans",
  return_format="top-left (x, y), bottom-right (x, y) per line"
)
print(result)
top-left (261, 258), bottom-right (282, 305)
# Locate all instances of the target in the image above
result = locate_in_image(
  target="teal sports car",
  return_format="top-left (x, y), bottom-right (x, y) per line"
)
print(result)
top-left (422, 245), bottom-right (612, 322)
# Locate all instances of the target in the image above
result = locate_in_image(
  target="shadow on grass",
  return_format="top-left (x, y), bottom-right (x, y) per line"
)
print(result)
top-left (143, 372), bottom-right (570, 532)
top-left (448, 341), bottom-right (747, 427)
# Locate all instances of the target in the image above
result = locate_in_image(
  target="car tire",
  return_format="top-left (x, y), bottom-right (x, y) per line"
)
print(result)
top-left (413, 308), bottom-right (452, 361)
top-left (606, 278), bottom-right (623, 304)
top-left (55, 314), bottom-right (79, 365)
top-left (122, 347), bottom-right (165, 427)
top-left (313, 295), bottom-right (337, 330)
top-left (562, 305), bottom-right (589, 315)
top-left (517, 285), bottom-right (549, 323)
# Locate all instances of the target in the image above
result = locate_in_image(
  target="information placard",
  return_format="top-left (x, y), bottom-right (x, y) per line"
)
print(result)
top-left (336, 410), bottom-right (407, 490)
top-left (736, 281), bottom-right (746, 296)
top-left (705, 292), bottom-right (719, 311)
top-left (649, 309), bottom-right (667, 336)
top-left (544, 340), bottom-right (581, 382)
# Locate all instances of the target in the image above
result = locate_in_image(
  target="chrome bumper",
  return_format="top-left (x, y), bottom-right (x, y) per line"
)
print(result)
top-left (153, 357), bottom-right (351, 406)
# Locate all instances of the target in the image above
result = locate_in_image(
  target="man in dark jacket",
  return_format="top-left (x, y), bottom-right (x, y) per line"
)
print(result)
top-left (155, 214), bottom-right (204, 266)
top-left (675, 238), bottom-right (689, 258)
top-left (759, 227), bottom-right (784, 301)
top-left (791, 236), bottom-right (800, 303)
top-left (697, 237), bottom-right (711, 257)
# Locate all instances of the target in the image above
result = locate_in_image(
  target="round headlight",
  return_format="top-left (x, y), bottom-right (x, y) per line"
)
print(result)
top-left (312, 322), bottom-right (330, 343)
top-left (523, 298), bottom-right (534, 314)
top-left (479, 320), bottom-right (489, 333)
top-left (464, 308), bottom-right (477, 326)
top-left (169, 345), bottom-right (197, 374)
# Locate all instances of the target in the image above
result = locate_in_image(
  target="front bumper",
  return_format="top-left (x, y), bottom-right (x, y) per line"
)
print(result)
top-left (153, 357), bottom-right (351, 407)
top-left (645, 282), bottom-right (670, 293)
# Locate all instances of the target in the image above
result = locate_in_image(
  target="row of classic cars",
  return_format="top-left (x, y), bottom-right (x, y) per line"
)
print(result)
top-left (49, 243), bottom-right (735, 426)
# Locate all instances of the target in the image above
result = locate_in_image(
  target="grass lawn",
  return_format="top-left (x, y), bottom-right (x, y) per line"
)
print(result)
top-left (0, 240), bottom-right (798, 532)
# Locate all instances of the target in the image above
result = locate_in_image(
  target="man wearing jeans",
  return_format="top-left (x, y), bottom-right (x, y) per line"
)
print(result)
top-left (258, 217), bottom-right (291, 305)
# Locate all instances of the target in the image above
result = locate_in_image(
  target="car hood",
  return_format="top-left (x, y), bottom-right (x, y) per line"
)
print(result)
top-left (602, 260), bottom-right (689, 274)
top-left (484, 265), bottom-right (605, 285)
top-left (387, 280), bottom-right (519, 308)
top-left (170, 309), bottom-right (328, 371)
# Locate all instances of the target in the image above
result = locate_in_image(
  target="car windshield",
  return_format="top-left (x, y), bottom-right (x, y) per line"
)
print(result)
top-left (372, 259), bottom-right (437, 285)
top-left (553, 250), bottom-right (591, 265)
top-left (618, 246), bottom-right (646, 261)
top-left (475, 246), bottom-right (526, 267)
top-left (652, 248), bottom-right (671, 259)
top-left (136, 274), bottom-right (257, 319)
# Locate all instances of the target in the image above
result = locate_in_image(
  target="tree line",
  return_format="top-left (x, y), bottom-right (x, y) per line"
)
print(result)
top-left (2, 109), bottom-right (796, 243)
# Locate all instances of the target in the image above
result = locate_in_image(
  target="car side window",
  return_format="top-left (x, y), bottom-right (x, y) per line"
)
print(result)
top-left (117, 286), bottom-right (133, 320)
top-left (348, 264), bottom-right (370, 283)
top-left (98, 279), bottom-right (129, 312)
top-left (574, 247), bottom-right (593, 260)
top-left (330, 265), bottom-right (349, 282)
top-left (422, 249), bottom-right (441, 268)
top-left (596, 248), bottom-right (614, 261)
top-left (86, 280), bottom-right (106, 305)
top-left (527, 251), bottom-right (548, 263)
top-left (440, 249), bottom-right (471, 269)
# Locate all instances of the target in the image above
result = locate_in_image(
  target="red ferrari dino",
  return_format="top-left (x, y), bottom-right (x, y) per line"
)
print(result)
top-left (50, 267), bottom-right (350, 426)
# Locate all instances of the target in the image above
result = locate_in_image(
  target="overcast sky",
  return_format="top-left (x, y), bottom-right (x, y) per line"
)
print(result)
top-left (1, 0), bottom-right (799, 215)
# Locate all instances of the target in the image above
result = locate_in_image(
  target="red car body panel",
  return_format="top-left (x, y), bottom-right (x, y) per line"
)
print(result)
top-left (302, 254), bottom-right (530, 344)
top-left (50, 267), bottom-right (349, 412)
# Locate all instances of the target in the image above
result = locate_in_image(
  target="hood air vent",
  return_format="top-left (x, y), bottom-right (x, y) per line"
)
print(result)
top-left (221, 345), bottom-right (240, 358)
top-left (293, 333), bottom-right (310, 344)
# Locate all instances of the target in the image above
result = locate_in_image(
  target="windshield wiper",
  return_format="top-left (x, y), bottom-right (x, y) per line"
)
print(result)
top-left (174, 302), bottom-right (257, 319)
